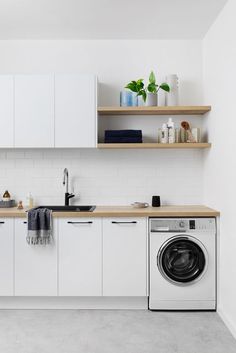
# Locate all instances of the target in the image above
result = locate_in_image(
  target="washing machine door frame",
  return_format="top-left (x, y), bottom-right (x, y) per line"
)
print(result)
top-left (157, 234), bottom-right (209, 286)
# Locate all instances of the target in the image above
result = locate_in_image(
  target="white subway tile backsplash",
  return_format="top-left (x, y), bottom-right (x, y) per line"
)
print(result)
top-left (1, 160), bottom-right (15, 169)
top-left (34, 159), bottom-right (53, 169)
top-left (61, 150), bottom-right (81, 159)
top-left (0, 152), bottom-right (6, 159)
top-left (6, 151), bottom-right (25, 159)
top-left (0, 149), bottom-right (204, 206)
top-left (24, 150), bottom-right (43, 159)
top-left (15, 159), bottom-right (34, 168)
top-left (43, 150), bottom-right (62, 159)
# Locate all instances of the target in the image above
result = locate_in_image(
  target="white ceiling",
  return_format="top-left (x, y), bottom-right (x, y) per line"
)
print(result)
top-left (0, 0), bottom-right (228, 39)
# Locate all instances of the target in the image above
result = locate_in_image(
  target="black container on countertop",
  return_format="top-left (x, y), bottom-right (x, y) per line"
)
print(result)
top-left (152, 196), bottom-right (161, 207)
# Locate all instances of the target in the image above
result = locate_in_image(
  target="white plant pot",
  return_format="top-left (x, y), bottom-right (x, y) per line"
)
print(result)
top-left (145, 92), bottom-right (158, 106)
top-left (138, 96), bottom-right (145, 106)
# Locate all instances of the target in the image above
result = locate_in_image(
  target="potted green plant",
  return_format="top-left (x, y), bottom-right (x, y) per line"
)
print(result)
top-left (124, 78), bottom-right (146, 105)
top-left (125, 71), bottom-right (170, 106)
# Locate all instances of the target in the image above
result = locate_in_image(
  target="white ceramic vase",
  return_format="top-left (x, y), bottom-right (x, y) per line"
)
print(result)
top-left (165, 74), bottom-right (179, 106)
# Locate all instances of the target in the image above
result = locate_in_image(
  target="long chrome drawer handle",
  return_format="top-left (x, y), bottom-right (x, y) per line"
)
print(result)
top-left (67, 221), bottom-right (93, 224)
top-left (111, 221), bottom-right (137, 224)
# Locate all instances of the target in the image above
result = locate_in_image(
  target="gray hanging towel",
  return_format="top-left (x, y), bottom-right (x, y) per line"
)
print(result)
top-left (27, 207), bottom-right (52, 245)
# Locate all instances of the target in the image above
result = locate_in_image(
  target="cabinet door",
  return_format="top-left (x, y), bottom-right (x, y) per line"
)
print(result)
top-left (103, 218), bottom-right (147, 296)
top-left (0, 219), bottom-right (14, 296)
top-left (14, 75), bottom-right (54, 147)
top-left (58, 218), bottom-right (102, 296)
top-left (55, 74), bottom-right (97, 147)
top-left (14, 218), bottom-right (57, 296)
top-left (0, 76), bottom-right (14, 147)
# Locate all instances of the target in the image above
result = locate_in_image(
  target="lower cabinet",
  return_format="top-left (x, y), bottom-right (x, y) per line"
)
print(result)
top-left (14, 218), bottom-right (57, 296)
top-left (2, 217), bottom-right (147, 298)
top-left (58, 218), bottom-right (102, 296)
top-left (0, 218), bottom-right (14, 296)
top-left (103, 218), bottom-right (147, 296)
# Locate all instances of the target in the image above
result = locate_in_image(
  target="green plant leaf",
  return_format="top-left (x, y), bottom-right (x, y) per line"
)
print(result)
top-left (149, 71), bottom-right (156, 84)
top-left (142, 90), bottom-right (147, 102)
top-left (125, 79), bottom-right (144, 93)
top-left (159, 83), bottom-right (170, 92)
top-left (136, 79), bottom-right (144, 91)
top-left (136, 90), bottom-right (145, 99)
top-left (147, 83), bottom-right (157, 93)
top-left (140, 89), bottom-right (147, 102)
top-left (125, 81), bottom-right (138, 92)
top-left (137, 89), bottom-right (147, 102)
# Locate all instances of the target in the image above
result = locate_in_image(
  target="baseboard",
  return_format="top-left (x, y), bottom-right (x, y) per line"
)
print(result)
top-left (0, 296), bottom-right (148, 310)
top-left (218, 308), bottom-right (236, 340)
top-left (149, 299), bottom-right (215, 310)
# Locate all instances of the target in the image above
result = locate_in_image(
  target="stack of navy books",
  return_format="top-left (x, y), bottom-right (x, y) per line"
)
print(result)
top-left (104, 130), bottom-right (143, 143)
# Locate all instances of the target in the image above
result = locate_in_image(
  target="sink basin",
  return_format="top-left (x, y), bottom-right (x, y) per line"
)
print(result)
top-left (38, 205), bottom-right (96, 212)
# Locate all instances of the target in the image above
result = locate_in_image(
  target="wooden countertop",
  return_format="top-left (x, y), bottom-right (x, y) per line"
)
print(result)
top-left (0, 205), bottom-right (220, 218)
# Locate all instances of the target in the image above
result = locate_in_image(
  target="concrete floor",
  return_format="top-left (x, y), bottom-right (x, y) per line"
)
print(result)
top-left (0, 310), bottom-right (235, 353)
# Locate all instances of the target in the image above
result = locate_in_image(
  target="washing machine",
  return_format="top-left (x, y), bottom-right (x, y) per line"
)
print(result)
top-left (149, 218), bottom-right (216, 310)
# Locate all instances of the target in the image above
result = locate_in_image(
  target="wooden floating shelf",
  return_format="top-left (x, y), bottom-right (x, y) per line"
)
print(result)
top-left (97, 143), bottom-right (211, 149)
top-left (98, 106), bottom-right (211, 116)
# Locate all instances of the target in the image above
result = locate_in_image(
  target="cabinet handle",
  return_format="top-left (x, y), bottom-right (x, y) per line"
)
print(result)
top-left (0, 221), bottom-right (5, 224)
top-left (111, 221), bottom-right (137, 224)
top-left (67, 221), bottom-right (93, 224)
top-left (23, 221), bottom-right (27, 224)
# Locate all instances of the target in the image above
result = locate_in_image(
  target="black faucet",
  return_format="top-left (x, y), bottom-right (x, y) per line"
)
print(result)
top-left (63, 168), bottom-right (75, 206)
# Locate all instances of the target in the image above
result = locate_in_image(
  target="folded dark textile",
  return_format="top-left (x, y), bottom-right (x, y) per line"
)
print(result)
top-left (27, 207), bottom-right (52, 245)
top-left (105, 136), bottom-right (143, 143)
top-left (105, 130), bottom-right (142, 138)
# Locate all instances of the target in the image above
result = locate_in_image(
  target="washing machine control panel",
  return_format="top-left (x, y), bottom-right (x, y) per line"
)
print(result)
top-left (189, 220), bottom-right (195, 229)
top-left (150, 218), bottom-right (216, 232)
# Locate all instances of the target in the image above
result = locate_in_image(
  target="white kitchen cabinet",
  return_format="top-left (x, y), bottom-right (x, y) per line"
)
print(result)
top-left (0, 219), bottom-right (14, 296)
top-left (58, 218), bottom-right (102, 296)
top-left (14, 218), bottom-right (57, 296)
top-left (55, 74), bottom-right (97, 147)
top-left (103, 218), bottom-right (147, 296)
top-left (0, 76), bottom-right (14, 147)
top-left (14, 75), bottom-right (54, 147)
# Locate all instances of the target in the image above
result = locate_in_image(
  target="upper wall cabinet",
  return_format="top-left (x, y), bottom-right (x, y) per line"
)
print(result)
top-left (14, 75), bottom-right (54, 148)
top-left (55, 74), bottom-right (97, 148)
top-left (0, 76), bottom-right (14, 148)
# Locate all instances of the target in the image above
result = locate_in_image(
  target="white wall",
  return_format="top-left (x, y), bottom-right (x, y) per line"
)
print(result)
top-left (0, 40), bottom-right (203, 105)
top-left (203, 0), bottom-right (236, 337)
top-left (0, 40), bottom-right (204, 206)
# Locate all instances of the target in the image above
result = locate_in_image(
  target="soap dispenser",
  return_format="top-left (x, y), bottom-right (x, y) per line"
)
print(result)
top-left (167, 118), bottom-right (175, 144)
top-left (27, 192), bottom-right (34, 209)
top-left (161, 123), bottom-right (168, 143)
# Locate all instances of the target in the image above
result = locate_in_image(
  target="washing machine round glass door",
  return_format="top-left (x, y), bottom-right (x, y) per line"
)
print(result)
top-left (157, 236), bottom-right (208, 285)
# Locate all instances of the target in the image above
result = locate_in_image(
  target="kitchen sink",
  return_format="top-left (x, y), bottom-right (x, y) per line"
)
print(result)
top-left (38, 205), bottom-right (96, 212)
